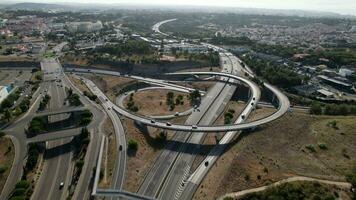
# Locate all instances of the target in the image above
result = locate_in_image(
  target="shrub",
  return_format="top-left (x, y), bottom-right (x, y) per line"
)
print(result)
top-left (128, 139), bottom-right (138, 151)
top-left (15, 180), bottom-right (30, 189)
top-left (305, 144), bottom-right (316, 153)
top-left (0, 166), bottom-right (7, 174)
top-left (318, 143), bottom-right (328, 150)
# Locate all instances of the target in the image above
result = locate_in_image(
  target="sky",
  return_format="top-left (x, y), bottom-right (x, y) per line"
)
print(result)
top-left (5, 0), bottom-right (356, 15)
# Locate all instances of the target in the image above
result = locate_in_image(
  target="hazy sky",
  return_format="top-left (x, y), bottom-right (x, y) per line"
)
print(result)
top-left (6, 0), bottom-right (356, 15)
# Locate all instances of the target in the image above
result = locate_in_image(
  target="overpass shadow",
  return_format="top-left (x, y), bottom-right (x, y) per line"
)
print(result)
top-left (134, 121), bottom-right (262, 156)
top-left (43, 139), bottom-right (74, 159)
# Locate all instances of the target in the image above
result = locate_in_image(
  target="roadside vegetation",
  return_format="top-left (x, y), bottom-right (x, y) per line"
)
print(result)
top-left (66, 87), bottom-right (82, 106)
top-left (237, 181), bottom-right (345, 200)
top-left (0, 135), bottom-right (15, 192)
top-left (224, 109), bottom-right (236, 124)
top-left (9, 143), bottom-right (42, 200)
top-left (310, 101), bottom-right (356, 116)
top-left (37, 94), bottom-right (51, 111)
top-left (67, 127), bottom-right (90, 199)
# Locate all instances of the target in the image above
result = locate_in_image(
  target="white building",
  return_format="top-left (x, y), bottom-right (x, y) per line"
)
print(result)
top-left (0, 86), bottom-right (11, 104)
top-left (350, 26), bottom-right (356, 33)
top-left (339, 68), bottom-right (353, 77)
top-left (66, 21), bottom-right (103, 33)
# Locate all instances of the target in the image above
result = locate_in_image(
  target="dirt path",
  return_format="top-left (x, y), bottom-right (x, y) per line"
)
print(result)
top-left (218, 176), bottom-right (351, 200)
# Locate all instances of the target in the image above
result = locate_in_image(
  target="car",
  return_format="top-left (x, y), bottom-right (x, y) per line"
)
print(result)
top-left (108, 107), bottom-right (111, 110)
top-left (174, 112), bottom-right (179, 116)
top-left (204, 161), bottom-right (209, 166)
top-left (105, 99), bottom-right (108, 101)
top-left (59, 182), bottom-right (64, 189)
top-left (241, 115), bottom-right (245, 120)
top-left (251, 102), bottom-right (254, 106)
top-left (119, 145), bottom-right (123, 151)
top-left (192, 125), bottom-right (198, 129)
top-left (150, 119), bottom-right (156, 123)
top-left (166, 122), bottom-right (172, 126)
top-left (253, 97), bottom-right (256, 100)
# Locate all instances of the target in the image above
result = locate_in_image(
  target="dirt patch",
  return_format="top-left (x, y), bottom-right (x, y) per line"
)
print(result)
top-left (0, 137), bottom-right (15, 192)
top-left (124, 90), bottom-right (191, 116)
top-left (194, 113), bottom-right (356, 200)
top-left (122, 118), bottom-right (178, 192)
top-left (99, 117), bottom-right (117, 188)
top-left (84, 74), bottom-right (134, 102)
top-left (246, 106), bottom-right (277, 122)
top-left (67, 74), bottom-right (91, 94)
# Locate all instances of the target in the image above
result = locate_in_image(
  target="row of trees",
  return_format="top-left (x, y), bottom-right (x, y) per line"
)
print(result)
top-left (38, 94), bottom-right (51, 111)
top-left (310, 101), bottom-right (356, 116)
top-left (94, 39), bottom-right (153, 56)
top-left (67, 88), bottom-right (82, 106)
top-left (166, 92), bottom-right (184, 111)
top-left (126, 93), bottom-right (139, 112)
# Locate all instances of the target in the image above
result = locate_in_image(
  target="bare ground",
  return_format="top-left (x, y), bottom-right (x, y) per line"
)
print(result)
top-left (83, 74), bottom-right (134, 102)
top-left (194, 113), bottom-right (356, 200)
top-left (124, 90), bottom-right (191, 116)
top-left (0, 137), bottom-right (15, 192)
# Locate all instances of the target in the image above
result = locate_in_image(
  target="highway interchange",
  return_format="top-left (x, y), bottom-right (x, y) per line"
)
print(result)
top-left (1, 19), bottom-right (290, 200)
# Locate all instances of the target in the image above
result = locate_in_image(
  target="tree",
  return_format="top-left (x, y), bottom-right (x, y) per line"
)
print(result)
top-left (4, 109), bottom-right (12, 122)
top-left (128, 139), bottom-right (138, 151)
top-left (309, 101), bottom-right (322, 115)
top-left (346, 165), bottom-right (356, 199)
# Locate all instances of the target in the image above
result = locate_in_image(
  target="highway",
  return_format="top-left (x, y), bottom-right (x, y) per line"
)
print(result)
top-left (0, 75), bottom-right (54, 200)
top-left (73, 69), bottom-right (287, 132)
top-left (152, 19), bottom-right (177, 36)
top-left (31, 71), bottom-right (74, 200)
top-left (76, 75), bottom-right (127, 196)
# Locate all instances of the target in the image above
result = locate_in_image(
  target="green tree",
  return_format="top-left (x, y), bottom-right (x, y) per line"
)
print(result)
top-left (128, 139), bottom-right (138, 151)
top-left (4, 109), bottom-right (12, 122)
top-left (310, 101), bottom-right (322, 115)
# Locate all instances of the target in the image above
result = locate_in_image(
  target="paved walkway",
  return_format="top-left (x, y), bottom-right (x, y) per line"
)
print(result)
top-left (218, 176), bottom-right (351, 200)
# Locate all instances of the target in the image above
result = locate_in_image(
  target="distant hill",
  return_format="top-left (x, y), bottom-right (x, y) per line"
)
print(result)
top-left (4, 2), bottom-right (70, 10)
top-left (1, 2), bottom-right (355, 19)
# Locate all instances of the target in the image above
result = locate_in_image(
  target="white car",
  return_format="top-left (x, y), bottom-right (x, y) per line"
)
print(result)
top-left (59, 182), bottom-right (64, 189)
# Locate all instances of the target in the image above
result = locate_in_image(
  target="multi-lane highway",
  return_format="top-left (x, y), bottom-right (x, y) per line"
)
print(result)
top-left (152, 19), bottom-right (177, 36)
top-left (69, 68), bottom-right (287, 132)
top-left (76, 75), bottom-right (127, 195)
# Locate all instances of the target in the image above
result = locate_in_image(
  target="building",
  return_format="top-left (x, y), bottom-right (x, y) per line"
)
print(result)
top-left (318, 75), bottom-right (353, 92)
top-left (0, 86), bottom-right (11, 104)
top-left (350, 26), bottom-right (356, 33)
top-left (317, 89), bottom-right (334, 98)
top-left (293, 84), bottom-right (319, 96)
top-left (339, 68), bottom-right (354, 77)
top-left (66, 21), bottom-right (103, 33)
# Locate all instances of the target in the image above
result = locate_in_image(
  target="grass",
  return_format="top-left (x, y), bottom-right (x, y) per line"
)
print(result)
top-left (0, 137), bottom-right (15, 192)
top-left (194, 113), bottom-right (356, 200)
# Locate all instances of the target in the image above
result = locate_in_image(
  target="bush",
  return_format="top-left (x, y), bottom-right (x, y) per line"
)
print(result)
top-left (318, 143), bottom-right (328, 150)
top-left (0, 166), bottom-right (7, 174)
top-left (305, 144), bottom-right (316, 153)
top-left (75, 159), bottom-right (84, 168)
top-left (15, 180), bottom-right (30, 189)
top-left (310, 101), bottom-right (322, 115)
top-left (128, 139), bottom-right (138, 151)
